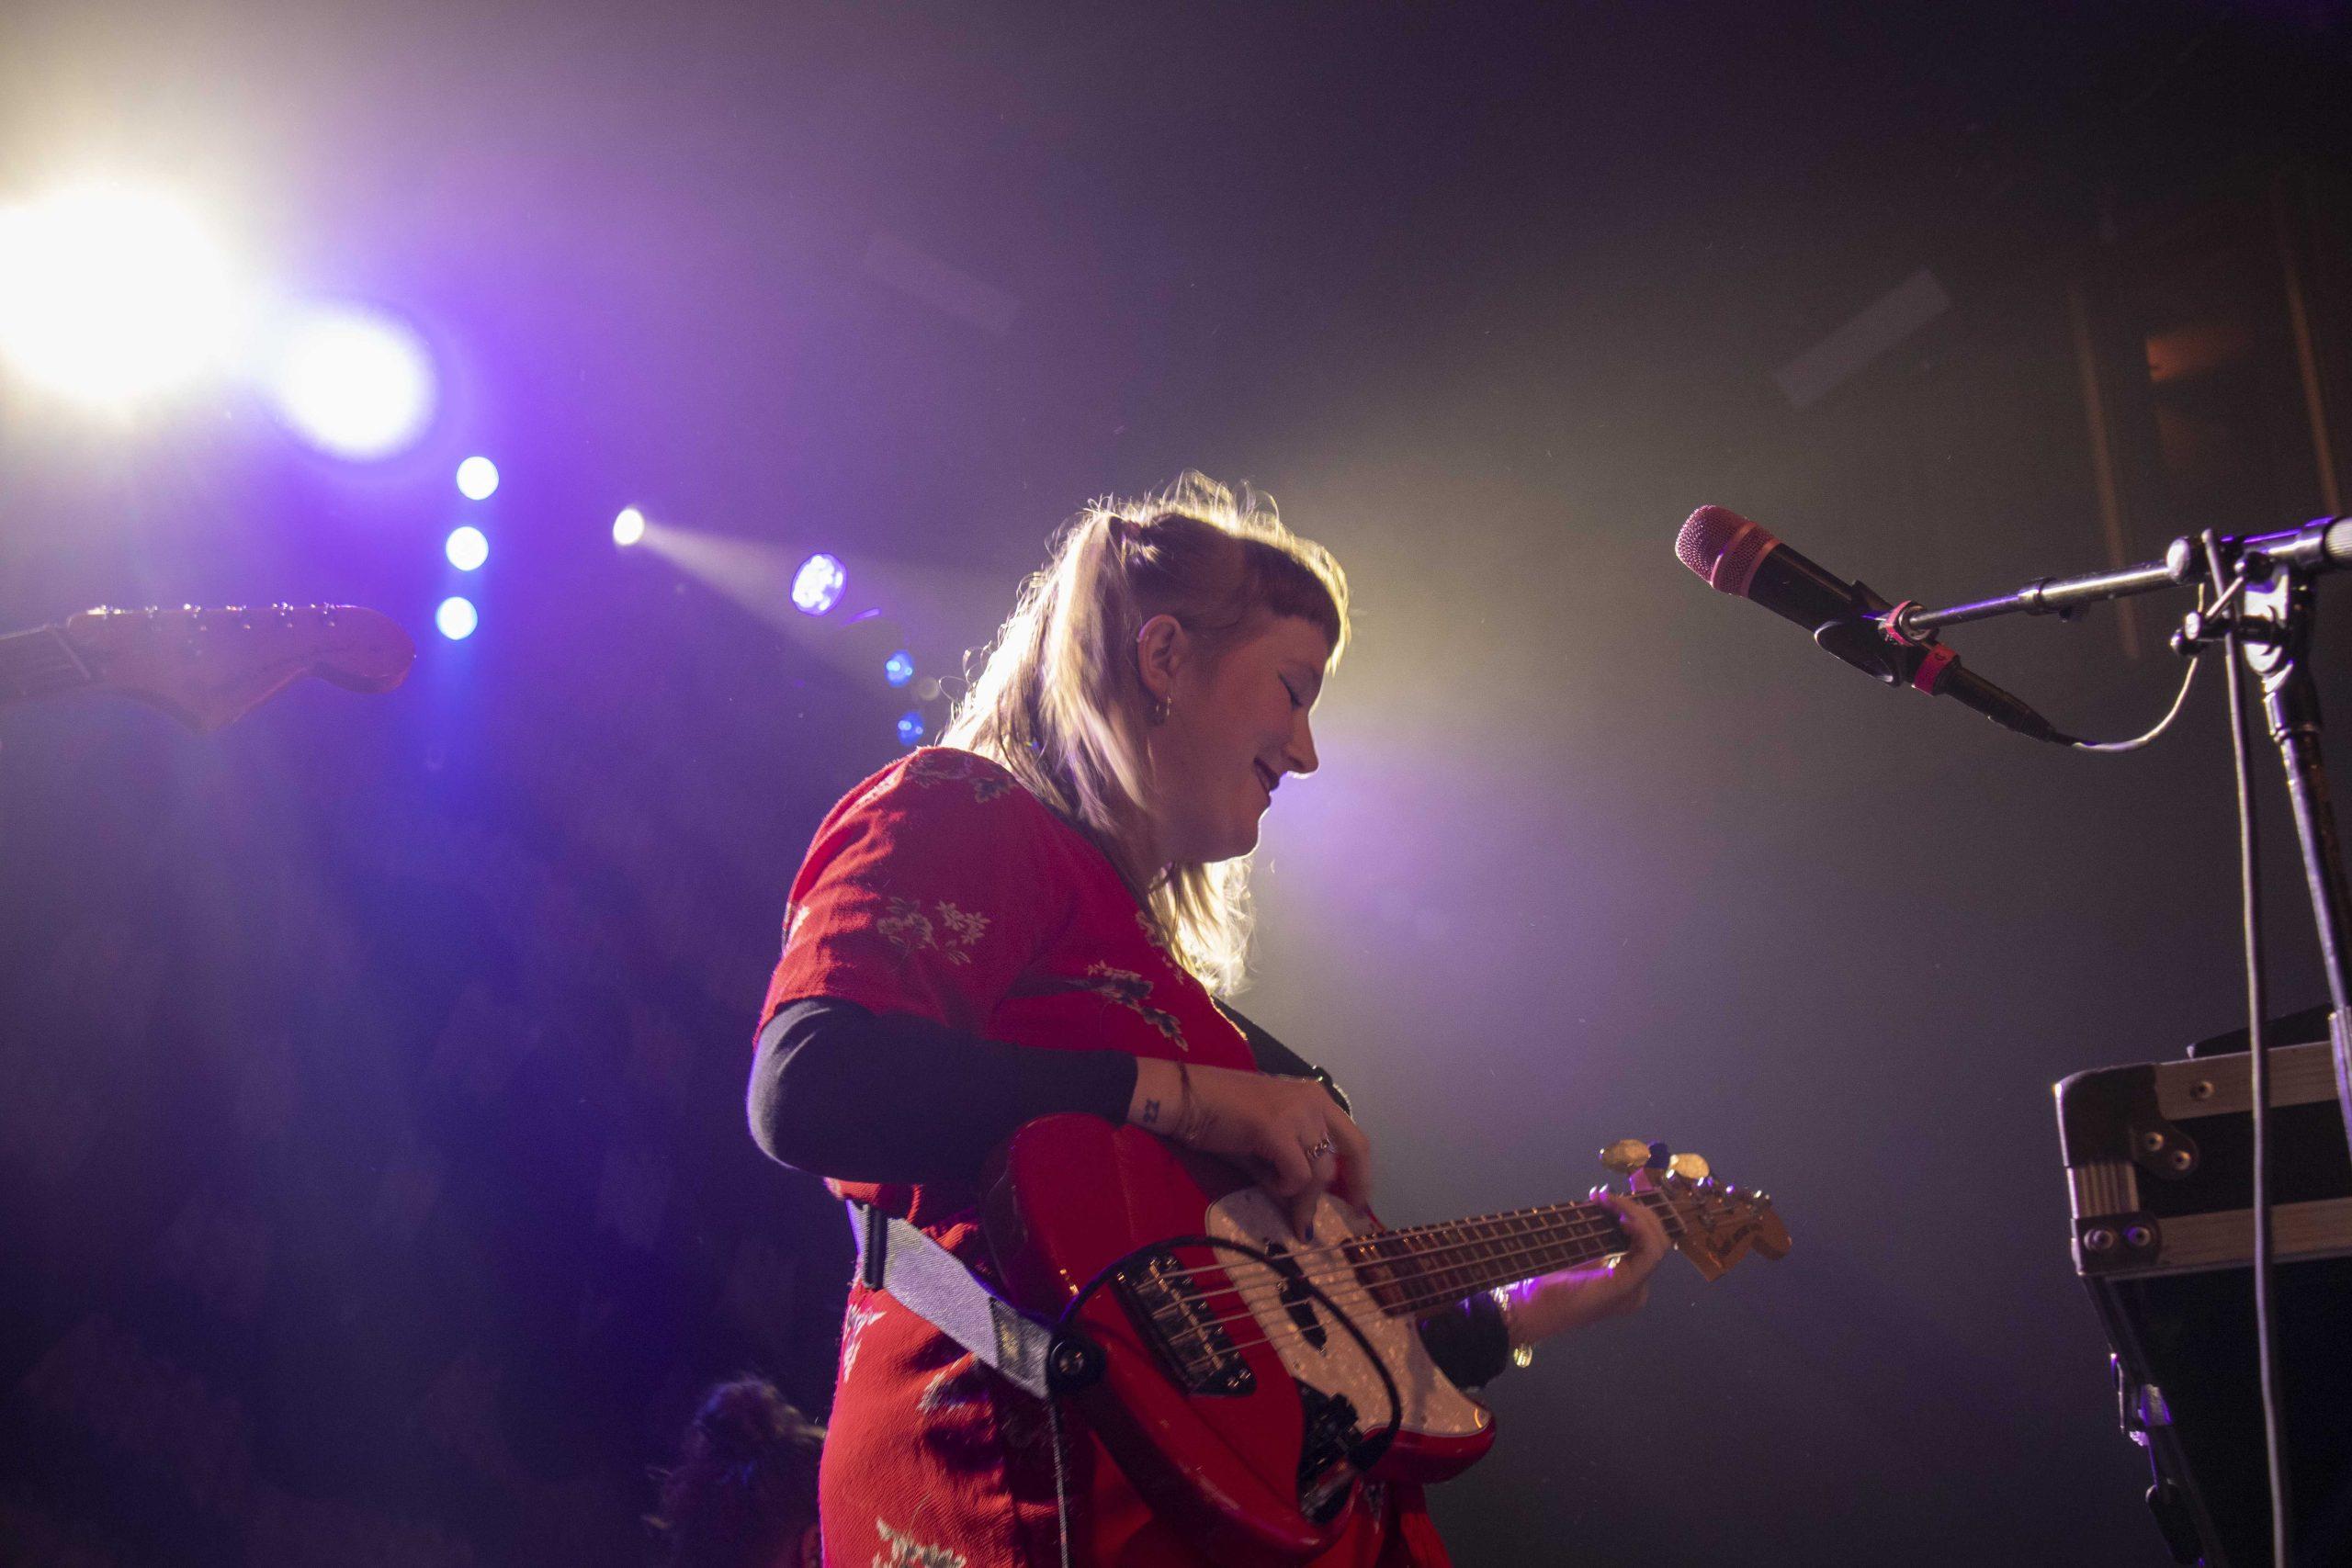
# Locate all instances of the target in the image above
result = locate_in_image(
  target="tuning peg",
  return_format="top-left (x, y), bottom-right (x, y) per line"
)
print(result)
top-left (1600, 1139), bottom-right (1649, 1174)
top-left (1668, 1152), bottom-right (1711, 1180)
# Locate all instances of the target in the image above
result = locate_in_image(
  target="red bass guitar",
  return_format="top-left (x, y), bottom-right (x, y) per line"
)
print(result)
top-left (981, 1116), bottom-right (1790, 1565)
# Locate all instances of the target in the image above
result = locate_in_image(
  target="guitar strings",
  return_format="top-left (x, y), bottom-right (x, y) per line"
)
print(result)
top-left (1142, 1207), bottom-right (1636, 1309)
top-left (1181, 1221), bottom-right (1643, 1335)
top-left (1139, 1197), bottom-right (1648, 1291)
top-left (1135, 1205), bottom-right (1679, 1336)
top-left (1146, 1225), bottom-right (1657, 1369)
top-left (1130, 1202), bottom-right (1686, 1347)
top-left (1141, 1189), bottom-right (1680, 1297)
top-left (1154, 1232), bottom-right (1645, 1369)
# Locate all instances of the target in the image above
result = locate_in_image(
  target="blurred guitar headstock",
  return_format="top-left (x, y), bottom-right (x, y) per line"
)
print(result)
top-left (46, 604), bottom-right (415, 732)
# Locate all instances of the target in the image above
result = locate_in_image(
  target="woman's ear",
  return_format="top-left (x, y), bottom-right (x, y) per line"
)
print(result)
top-left (1136, 613), bottom-right (1187, 701)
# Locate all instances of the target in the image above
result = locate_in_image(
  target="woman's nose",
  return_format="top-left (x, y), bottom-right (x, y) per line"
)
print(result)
top-left (1285, 715), bottom-right (1318, 776)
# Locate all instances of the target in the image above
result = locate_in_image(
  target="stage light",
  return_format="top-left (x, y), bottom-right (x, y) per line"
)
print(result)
top-left (897, 710), bottom-right (925, 747)
top-left (0, 183), bottom-right (246, 406)
top-left (792, 553), bottom-right (846, 615)
top-left (435, 595), bottom-right (479, 640)
top-left (455, 456), bottom-right (499, 500)
top-left (445, 525), bottom-right (489, 571)
top-left (264, 303), bottom-right (435, 459)
top-left (884, 650), bottom-right (915, 687)
top-left (613, 506), bottom-right (646, 547)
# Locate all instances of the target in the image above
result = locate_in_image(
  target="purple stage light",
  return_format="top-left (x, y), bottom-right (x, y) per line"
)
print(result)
top-left (613, 506), bottom-right (646, 547)
top-left (791, 553), bottom-right (845, 615)
top-left (445, 525), bottom-right (489, 571)
top-left (897, 710), bottom-right (925, 747)
top-left (456, 456), bottom-right (499, 500)
top-left (264, 303), bottom-right (435, 459)
top-left (435, 595), bottom-right (478, 640)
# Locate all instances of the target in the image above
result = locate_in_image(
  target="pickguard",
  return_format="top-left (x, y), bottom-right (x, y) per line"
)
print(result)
top-left (1203, 1190), bottom-right (1493, 1439)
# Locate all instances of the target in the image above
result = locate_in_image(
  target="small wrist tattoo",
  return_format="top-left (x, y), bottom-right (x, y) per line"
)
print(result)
top-left (1141, 1097), bottom-right (1161, 1127)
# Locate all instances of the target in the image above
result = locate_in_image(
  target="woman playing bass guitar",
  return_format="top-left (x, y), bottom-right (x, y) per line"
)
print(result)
top-left (747, 475), bottom-right (1668, 1566)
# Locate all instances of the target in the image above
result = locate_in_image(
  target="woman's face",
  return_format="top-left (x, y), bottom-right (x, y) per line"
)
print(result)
top-left (1144, 612), bottom-right (1329, 866)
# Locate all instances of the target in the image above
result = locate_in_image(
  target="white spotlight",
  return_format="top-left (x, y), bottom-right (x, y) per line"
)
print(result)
top-left (445, 525), bottom-right (489, 571)
top-left (0, 183), bottom-right (247, 407)
top-left (613, 506), bottom-right (646, 547)
top-left (455, 456), bottom-right (500, 500)
top-left (263, 303), bottom-right (436, 459)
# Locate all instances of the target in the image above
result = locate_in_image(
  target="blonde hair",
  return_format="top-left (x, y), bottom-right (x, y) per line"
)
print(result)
top-left (942, 473), bottom-right (1350, 994)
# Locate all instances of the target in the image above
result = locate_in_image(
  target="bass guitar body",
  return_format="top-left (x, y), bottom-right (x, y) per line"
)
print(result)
top-left (980, 1115), bottom-right (1493, 1566)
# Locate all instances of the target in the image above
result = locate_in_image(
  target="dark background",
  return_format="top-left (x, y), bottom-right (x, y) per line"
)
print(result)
top-left (3, 3), bottom-right (2349, 1563)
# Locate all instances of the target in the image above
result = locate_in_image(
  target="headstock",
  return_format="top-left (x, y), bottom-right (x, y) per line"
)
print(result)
top-left (45, 604), bottom-right (415, 732)
top-left (1602, 1137), bottom-right (1792, 1283)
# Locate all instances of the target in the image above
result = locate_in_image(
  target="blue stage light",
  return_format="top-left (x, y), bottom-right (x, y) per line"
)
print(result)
top-left (435, 595), bottom-right (479, 640)
top-left (884, 649), bottom-right (915, 687)
top-left (791, 553), bottom-right (846, 615)
top-left (896, 710), bottom-right (925, 747)
top-left (445, 525), bottom-right (489, 571)
top-left (456, 456), bottom-right (499, 500)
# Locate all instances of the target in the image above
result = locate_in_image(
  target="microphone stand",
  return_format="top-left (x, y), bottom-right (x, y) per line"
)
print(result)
top-left (1904, 515), bottom-right (2351, 1568)
top-left (1900, 516), bottom-right (2352, 1161)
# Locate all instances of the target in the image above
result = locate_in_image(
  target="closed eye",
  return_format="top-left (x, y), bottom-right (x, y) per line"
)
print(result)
top-left (1281, 677), bottom-right (1304, 709)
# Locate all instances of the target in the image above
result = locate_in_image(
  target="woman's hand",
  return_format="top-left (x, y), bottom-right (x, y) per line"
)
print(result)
top-left (1128, 1058), bottom-right (1371, 1240)
top-left (1499, 1187), bottom-right (1671, 1347)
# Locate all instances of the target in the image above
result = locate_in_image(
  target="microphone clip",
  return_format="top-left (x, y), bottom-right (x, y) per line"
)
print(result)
top-left (1809, 579), bottom-right (1945, 692)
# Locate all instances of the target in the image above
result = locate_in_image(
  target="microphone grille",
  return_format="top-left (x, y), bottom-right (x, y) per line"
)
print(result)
top-left (1676, 505), bottom-right (1775, 597)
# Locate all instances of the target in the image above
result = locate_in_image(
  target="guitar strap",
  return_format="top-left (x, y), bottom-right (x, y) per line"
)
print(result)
top-left (1214, 1001), bottom-right (1352, 1117)
top-left (846, 1201), bottom-right (1057, 1398)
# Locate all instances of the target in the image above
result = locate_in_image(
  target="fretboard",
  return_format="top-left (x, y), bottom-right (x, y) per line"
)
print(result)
top-left (0, 626), bottom-right (92, 705)
top-left (1340, 1194), bottom-right (1681, 1319)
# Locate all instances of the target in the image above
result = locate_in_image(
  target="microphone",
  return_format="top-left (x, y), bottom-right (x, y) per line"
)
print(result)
top-left (1676, 504), bottom-right (2075, 746)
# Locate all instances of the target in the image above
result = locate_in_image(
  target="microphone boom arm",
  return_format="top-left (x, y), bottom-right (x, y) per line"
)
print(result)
top-left (1898, 518), bottom-right (2352, 637)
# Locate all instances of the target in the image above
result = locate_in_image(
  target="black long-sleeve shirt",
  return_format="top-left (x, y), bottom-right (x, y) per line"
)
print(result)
top-left (749, 996), bottom-right (1512, 1389)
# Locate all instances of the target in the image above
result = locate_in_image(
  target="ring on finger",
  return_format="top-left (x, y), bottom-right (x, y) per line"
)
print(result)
top-left (1306, 1135), bottom-right (1336, 1161)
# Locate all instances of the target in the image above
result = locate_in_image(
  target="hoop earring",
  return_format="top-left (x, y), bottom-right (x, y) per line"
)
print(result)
top-left (1148, 695), bottom-right (1171, 726)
